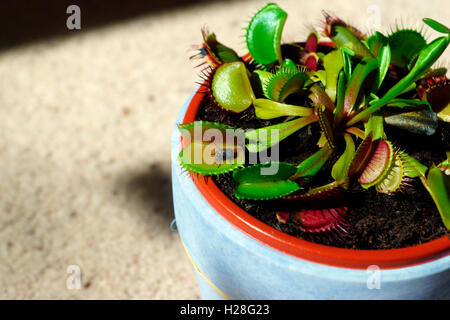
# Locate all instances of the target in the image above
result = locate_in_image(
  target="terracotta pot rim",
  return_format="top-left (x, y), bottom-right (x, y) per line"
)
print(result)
top-left (180, 85), bottom-right (450, 270)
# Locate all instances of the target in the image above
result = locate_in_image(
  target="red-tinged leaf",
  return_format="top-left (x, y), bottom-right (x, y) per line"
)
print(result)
top-left (358, 140), bottom-right (394, 188)
top-left (345, 127), bottom-right (365, 139)
top-left (305, 54), bottom-right (318, 71)
top-left (293, 206), bottom-right (348, 234)
top-left (305, 32), bottom-right (318, 52)
top-left (282, 181), bottom-right (343, 202)
top-left (418, 76), bottom-right (450, 114)
top-left (322, 12), bottom-right (373, 59)
top-left (309, 84), bottom-right (336, 113)
top-left (197, 28), bottom-right (240, 67)
top-left (278, 181), bottom-right (348, 233)
top-left (348, 134), bottom-right (374, 176)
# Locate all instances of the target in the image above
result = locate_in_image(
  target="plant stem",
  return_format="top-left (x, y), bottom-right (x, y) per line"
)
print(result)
top-left (333, 70), bottom-right (346, 129)
top-left (345, 127), bottom-right (365, 139)
top-left (309, 84), bottom-right (335, 113)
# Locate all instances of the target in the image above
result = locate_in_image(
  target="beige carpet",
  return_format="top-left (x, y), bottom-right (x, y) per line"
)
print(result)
top-left (0, 0), bottom-right (448, 299)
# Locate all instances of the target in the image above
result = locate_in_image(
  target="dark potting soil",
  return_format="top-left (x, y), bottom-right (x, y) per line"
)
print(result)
top-left (195, 89), bottom-right (449, 250)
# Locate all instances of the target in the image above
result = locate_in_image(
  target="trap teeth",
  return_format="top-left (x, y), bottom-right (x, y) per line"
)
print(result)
top-left (375, 150), bottom-right (408, 194)
top-left (294, 207), bottom-right (348, 234)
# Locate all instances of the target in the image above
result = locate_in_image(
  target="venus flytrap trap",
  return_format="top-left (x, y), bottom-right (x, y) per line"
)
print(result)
top-left (180, 3), bottom-right (450, 237)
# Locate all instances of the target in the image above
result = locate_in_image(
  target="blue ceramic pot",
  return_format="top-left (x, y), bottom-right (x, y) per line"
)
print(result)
top-left (171, 89), bottom-right (450, 300)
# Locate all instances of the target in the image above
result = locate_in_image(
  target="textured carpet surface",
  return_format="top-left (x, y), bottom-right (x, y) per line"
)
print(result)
top-left (0, 0), bottom-right (448, 299)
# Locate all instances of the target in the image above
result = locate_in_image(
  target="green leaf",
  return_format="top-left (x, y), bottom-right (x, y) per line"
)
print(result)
top-left (253, 70), bottom-right (274, 83)
top-left (178, 121), bottom-right (246, 175)
top-left (374, 32), bottom-right (391, 90)
top-left (232, 162), bottom-right (300, 200)
top-left (333, 70), bottom-right (346, 127)
top-left (340, 47), bottom-right (354, 81)
top-left (293, 145), bottom-right (334, 179)
top-left (212, 62), bottom-right (255, 113)
top-left (332, 133), bottom-right (355, 183)
top-left (399, 82), bottom-right (418, 96)
top-left (388, 29), bottom-right (426, 70)
top-left (246, 115), bottom-right (317, 152)
top-left (343, 57), bottom-right (379, 115)
top-left (384, 98), bottom-right (432, 110)
top-left (423, 18), bottom-right (450, 34)
top-left (281, 58), bottom-right (298, 71)
top-left (364, 113), bottom-right (384, 140)
top-left (375, 151), bottom-right (406, 194)
top-left (316, 132), bottom-right (327, 147)
top-left (264, 64), bottom-right (309, 102)
top-left (329, 24), bottom-right (374, 59)
top-left (408, 36), bottom-right (450, 79)
top-left (398, 151), bottom-right (428, 178)
top-left (254, 99), bottom-right (313, 119)
top-left (178, 141), bottom-right (245, 175)
top-left (366, 33), bottom-right (381, 55)
top-left (322, 50), bottom-right (344, 102)
top-left (251, 69), bottom-right (274, 96)
top-left (423, 165), bottom-right (450, 229)
top-left (311, 69), bottom-right (326, 84)
top-left (246, 3), bottom-right (288, 65)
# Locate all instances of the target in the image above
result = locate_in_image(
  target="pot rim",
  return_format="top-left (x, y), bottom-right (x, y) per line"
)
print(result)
top-left (180, 86), bottom-right (450, 270)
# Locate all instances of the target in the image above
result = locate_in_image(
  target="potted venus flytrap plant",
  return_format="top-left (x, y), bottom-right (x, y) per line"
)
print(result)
top-left (171, 3), bottom-right (450, 299)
